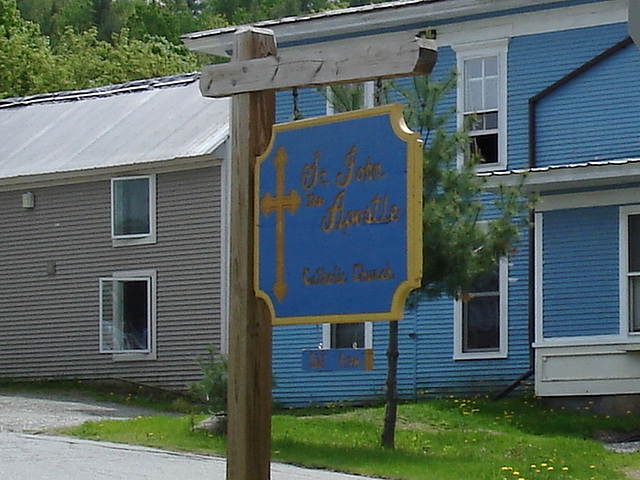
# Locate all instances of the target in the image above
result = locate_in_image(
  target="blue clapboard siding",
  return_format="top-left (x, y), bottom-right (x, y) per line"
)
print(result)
top-left (271, 232), bottom-right (531, 407)
top-left (542, 207), bottom-right (619, 338)
top-left (270, 12), bottom-right (633, 407)
top-left (276, 87), bottom-right (327, 124)
top-left (272, 324), bottom-right (387, 407)
top-left (412, 234), bottom-right (532, 398)
top-left (508, 22), bottom-right (629, 170)
top-left (532, 25), bottom-right (640, 167)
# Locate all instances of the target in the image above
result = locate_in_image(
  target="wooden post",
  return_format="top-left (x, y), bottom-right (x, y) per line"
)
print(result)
top-left (227, 27), bottom-right (276, 480)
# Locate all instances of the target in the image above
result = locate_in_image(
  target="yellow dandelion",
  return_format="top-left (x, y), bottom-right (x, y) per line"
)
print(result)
top-left (547, 466), bottom-right (554, 471)
top-left (562, 467), bottom-right (569, 471)
top-left (530, 465), bottom-right (536, 469)
top-left (540, 463), bottom-right (548, 467)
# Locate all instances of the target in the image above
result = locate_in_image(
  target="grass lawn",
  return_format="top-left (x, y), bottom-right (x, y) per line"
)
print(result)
top-left (57, 395), bottom-right (640, 480)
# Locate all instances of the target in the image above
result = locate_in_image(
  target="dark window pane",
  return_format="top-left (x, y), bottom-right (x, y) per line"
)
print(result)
top-left (471, 268), bottom-right (499, 293)
top-left (122, 280), bottom-right (149, 350)
top-left (463, 295), bottom-right (500, 352)
top-left (483, 111), bottom-right (498, 130)
top-left (113, 178), bottom-right (150, 236)
top-left (630, 276), bottom-right (640, 332)
top-left (471, 133), bottom-right (498, 164)
top-left (332, 323), bottom-right (365, 348)
top-left (629, 215), bottom-right (640, 272)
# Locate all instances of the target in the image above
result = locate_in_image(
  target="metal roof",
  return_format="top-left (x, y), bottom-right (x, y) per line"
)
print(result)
top-left (0, 73), bottom-right (229, 184)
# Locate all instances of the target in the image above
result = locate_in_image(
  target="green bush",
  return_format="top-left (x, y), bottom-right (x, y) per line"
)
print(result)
top-left (190, 346), bottom-right (227, 414)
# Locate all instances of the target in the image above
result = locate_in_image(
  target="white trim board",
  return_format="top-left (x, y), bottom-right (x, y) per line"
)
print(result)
top-left (536, 186), bottom-right (640, 212)
top-left (184, 1), bottom-right (625, 57)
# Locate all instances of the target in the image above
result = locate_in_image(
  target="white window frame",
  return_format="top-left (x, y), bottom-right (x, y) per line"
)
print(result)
top-left (454, 39), bottom-right (508, 171)
top-left (99, 269), bottom-right (157, 360)
top-left (111, 174), bottom-right (156, 247)
top-left (454, 257), bottom-right (508, 360)
top-left (322, 322), bottom-right (373, 349)
top-left (620, 206), bottom-right (640, 337)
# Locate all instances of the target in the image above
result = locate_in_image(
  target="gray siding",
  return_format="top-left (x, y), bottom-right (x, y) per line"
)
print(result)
top-left (0, 165), bottom-right (222, 390)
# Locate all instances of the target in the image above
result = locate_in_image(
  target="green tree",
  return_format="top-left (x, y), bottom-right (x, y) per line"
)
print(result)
top-left (52, 26), bottom-right (199, 90)
top-left (0, 0), bottom-right (59, 98)
top-left (123, 0), bottom-right (227, 44)
top-left (379, 74), bottom-right (527, 449)
top-left (1, 0), bottom-right (200, 99)
top-left (326, 75), bottom-right (526, 449)
top-left (15, 0), bottom-right (94, 43)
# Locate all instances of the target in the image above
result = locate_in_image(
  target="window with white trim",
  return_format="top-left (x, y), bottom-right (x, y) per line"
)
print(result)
top-left (326, 81), bottom-right (375, 114)
top-left (100, 270), bottom-right (156, 355)
top-left (454, 258), bottom-right (508, 359)
top-left (322, 322), bottom-right (372, 349)
top-left (622, 208), bottom-right (640, 334)
top-left (455, 40), bottom-right (508, 170)
top-left (111, 175), bottom-right (156, 246)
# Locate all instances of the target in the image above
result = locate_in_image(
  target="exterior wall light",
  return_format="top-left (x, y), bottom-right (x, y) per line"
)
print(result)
top-left (22, 191), bottom-right (35, 209)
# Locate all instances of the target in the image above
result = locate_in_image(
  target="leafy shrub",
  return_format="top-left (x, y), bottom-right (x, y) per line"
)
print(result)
top-left (190, 346), bottom-right (227, 414)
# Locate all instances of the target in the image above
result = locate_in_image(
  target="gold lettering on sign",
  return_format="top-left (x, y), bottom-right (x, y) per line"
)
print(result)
top-left (302, 266), bottom-right (348, 285)
top-left (335, 146), bottom-right (358, 188)
top-left (261, 147), bottom-right (301, 302)
top-left (321, 192), bottom-right (401, 234)
top-left (308, 351), bottom-right (326, 369)
top-left (301, 152), bottom-right (329, 191)
top-left (352, 263), bottom-right (395, 282)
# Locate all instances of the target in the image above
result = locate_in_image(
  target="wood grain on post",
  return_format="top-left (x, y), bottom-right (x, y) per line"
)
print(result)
top-left (227, 27), bottom-right (276, 480)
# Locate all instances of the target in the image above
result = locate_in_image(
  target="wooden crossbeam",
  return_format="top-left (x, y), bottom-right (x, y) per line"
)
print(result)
top-left (200, 30), bottom-right (437, 98)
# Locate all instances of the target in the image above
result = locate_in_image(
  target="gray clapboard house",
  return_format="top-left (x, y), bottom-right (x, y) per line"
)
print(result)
top-left (0, 73), bottom-right (230, 390)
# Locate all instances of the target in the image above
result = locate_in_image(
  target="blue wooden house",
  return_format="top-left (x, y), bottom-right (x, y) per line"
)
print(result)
top-left (185, 0), bottom-right (640, 407)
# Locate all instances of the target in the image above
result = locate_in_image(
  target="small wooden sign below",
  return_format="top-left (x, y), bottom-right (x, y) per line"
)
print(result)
top-left (302, 348), bottom-right (374, 371)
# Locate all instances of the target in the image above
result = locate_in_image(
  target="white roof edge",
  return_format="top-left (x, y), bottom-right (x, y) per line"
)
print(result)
top-left (0, 72), bottom-right (201, 109)
top-left (182, 0), bottom-right (578, 56)
top-left (480, 158), bottom-right (640, 193)
top-left (0, 147), bottom-right (229, 191)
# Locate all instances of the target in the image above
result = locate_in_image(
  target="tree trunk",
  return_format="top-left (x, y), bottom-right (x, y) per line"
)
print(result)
top-left (381, 320), bottom-right (399, 449)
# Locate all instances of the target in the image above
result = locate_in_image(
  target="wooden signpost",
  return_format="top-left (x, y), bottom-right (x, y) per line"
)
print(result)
top-left (200, 25), bottom-right (437, 480)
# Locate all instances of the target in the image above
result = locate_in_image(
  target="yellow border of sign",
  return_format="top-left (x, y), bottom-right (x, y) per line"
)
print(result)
top-left (254, 103), bottom-right (423, 326)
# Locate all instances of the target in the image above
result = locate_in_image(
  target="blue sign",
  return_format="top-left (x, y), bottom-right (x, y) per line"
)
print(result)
top-left (255, 104), bottom-right (422, 325)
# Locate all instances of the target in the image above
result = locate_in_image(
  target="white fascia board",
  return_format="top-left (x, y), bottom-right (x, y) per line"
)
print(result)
top-left (182, 0), bottom-right (591, 57)
top-left (0, 151), bottom-right (227, 192)
top-left (481, 159), bottom-right (640, 194)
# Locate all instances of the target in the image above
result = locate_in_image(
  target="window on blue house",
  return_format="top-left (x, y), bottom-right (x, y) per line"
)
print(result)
top-left (454, 258), bottom-right (508, 359)
top-left (322, 322), bottom-right (372, 349)
top-left (325, 82), bottom-right (375, 114)
top-left (624, 210), bottom-right (640, 333)
top-left (454, 40), bottom-right (508, 171)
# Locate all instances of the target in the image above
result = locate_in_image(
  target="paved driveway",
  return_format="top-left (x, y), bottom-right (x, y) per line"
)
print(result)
top-left (0, 392), bottom-right (377, 480)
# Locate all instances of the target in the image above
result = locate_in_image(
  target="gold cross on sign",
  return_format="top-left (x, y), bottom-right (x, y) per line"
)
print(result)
top-left (261, 146), bottom-right (301, 302)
